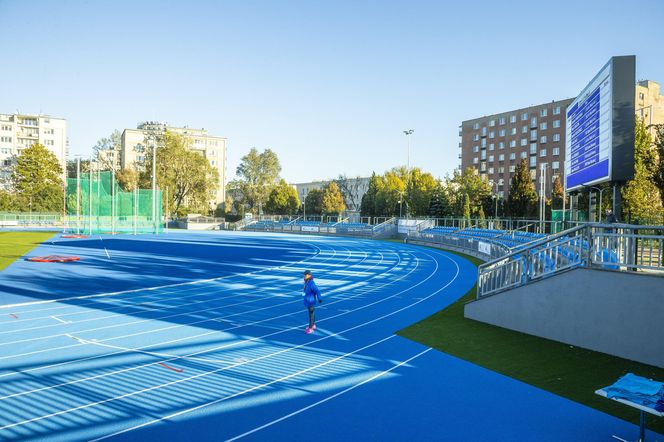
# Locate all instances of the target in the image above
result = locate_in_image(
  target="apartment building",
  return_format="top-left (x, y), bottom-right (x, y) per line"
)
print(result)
top-left (121, 122), bottom-right (227, 206)
top-left (459, 98), bottom-right (574, 199)
top-left (0, 113), bottom-right (67, 183)
top-left (291, 177), bottom-right (370, 213)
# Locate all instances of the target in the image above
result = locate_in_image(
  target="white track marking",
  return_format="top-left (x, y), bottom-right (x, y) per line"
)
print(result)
top-left (50, 316), bottom-right (68, 324)
top-left (226, 348), bottom-right (433, 441)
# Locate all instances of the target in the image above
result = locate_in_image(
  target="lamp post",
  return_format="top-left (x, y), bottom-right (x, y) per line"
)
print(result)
top-left (402, 129), bottom-right (414, 218)
top-left (582, 184), bottom-right (601, 222)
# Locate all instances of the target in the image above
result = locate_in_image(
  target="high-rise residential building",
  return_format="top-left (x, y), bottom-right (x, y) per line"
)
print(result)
top-left (120, 122), bottom-right (227, 206)
top-left (459, 98), bottom-right (574, 199)
top-left (0, 113), bottom-right (68, 183)
top-left (635, 80), bottom-right (664, 139)
top-left (459, 80), bottom-right (663, 200)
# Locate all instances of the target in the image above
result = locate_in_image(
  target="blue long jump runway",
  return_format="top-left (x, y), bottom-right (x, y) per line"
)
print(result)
top-left (0, 232), bottom-right (659, 441)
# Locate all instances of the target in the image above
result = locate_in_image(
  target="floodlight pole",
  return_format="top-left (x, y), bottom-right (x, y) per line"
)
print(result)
top-left (88, 157), bottom-right (93, 235)
top-left (403, 129), bottom-right (414, 218)
top-left (111, 165), bottom-right (115, 235)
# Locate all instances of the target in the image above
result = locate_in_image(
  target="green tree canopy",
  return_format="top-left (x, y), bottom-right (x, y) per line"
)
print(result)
top-left (450, 168), bottom-right (492, 216)
top-left (622, 118), bottom-right (663, 223)
top-left (142, 131), bottom-right (219, 216)
top-left (551, 175), bottom-right (564, 210)
top-left (507, 159), bottom-right (538, 218)
top-left (11, 143), bottom-right (64, 212)
top-left (304, 189), bottom-right (323, 215)
top-left (360, 172), bottom-right (380, 217)
top-left (235, 147), bottom-right (281, 214)
top-left (266, 179), bottom-right (300, 215)
top-left (321, 182), bottom-right (346, 215)
top-left (406, 168), bottom-right (437, 217)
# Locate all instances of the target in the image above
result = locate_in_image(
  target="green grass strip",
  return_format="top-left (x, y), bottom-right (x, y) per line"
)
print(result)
top-left (0, 231), bottom-right (58, 271)
top-left (397, 246), bottom-right (664, 435)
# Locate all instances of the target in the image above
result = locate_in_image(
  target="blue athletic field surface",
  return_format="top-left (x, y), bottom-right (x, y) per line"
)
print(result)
top-left (0, 231), bottom-right (659, 441)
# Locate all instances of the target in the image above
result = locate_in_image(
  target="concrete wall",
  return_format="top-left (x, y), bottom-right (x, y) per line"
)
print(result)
top-left (464, 268), bottom-right (664, 368)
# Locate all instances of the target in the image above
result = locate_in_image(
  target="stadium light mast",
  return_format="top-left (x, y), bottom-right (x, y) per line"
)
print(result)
top-left (152, 137), bottom-right (157, 235)
top-left (402, 129), bottom-right (414, 218)
top-left (76, 156), bottom-right (81, 234)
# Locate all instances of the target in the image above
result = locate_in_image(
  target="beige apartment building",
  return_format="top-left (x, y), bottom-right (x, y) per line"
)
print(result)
top-left (0, 113), bottom-right (67, 184)
top-left (121, 122), bottom-right (227, 206)
top-left (636, 80), bottom-right (664, 137)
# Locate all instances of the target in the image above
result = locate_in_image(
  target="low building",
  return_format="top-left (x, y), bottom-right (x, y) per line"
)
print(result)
top-left (291, 177), bottom-right (370, 213)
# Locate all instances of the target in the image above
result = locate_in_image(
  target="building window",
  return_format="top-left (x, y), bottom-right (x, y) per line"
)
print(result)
top-left (540, 136), bottom-right (547, 144)
top-left (473, 134), bottom-right (479, 141)
top-left (44, 140), bottom-right (54, 146)
top-left (0, 136), bottom-right (11, 143)
top-left (530, 169), bottom-right (537, 179)
top-left (2, 159), bottom-right (11, 167)
top-left (473, 146), bottom-right (479, 153)
top-left (540, 108), bottom-right (548, 117)
top-left (1, 148), bottom-right (10, 154)
top-left (473, 123), bottom-right (480, 130)
top-left (499, 117), bottom-right (506, 125)
top-left (521, 125), bottom-right (527, 134)
top-left (1, 125), bottom-right (11, 131)
top-left (211, 160), bottom-right (216, 166)
top-left (481, 127), bottom-right (487, 136)
top-left (481, 139), bottom-right (487, 147)
top-left (553, 133), bottom-right (560, 142)
top-left (509, 140), bottom-right (516, 148)
top-left (510, 127), bottom-right (517, 135)
top-left (489, 131), bottom-right (495, 139)
top-left (489, 155), bottom-right (494, 162)
top-left (499, 141), bottom-right (505, 149)
top-left (520, 151), bottom-right (527, 159)
top-left (489, 143), bottom-right (494, 151)
top-left (499, 129), bottom-right (505, 136)
top-left (510, 115), bottom-right (517, 123)
top-left (499, 167), bottom-right (505, 173)
top-left (529, 157), bottom-right (537, 167)
top-left (480, 163), bottom-right (487, 172)
top-left (553, 147), bottom-right (560, 155)
top-left (530, 144), bottom-right (537, 154)
top-left (530, 130), bottom-right (537, 140)
top-left (481, 151), bottom-right (486, 160)
top-left (489, 119), bottom-right (496, 127)
top-left (553, 106), bottom-right (561, 115)
top-left (540, 149), bottom-right (547, 157)
top-left (499, 154), bottom-right (505, 161)
top-left (552, 161), bottom-right (560, 170)
top-left (509, 165), bottom-right (516, 173)
top-left (540, 122), bottom-right (547, 130)
top-left (520, 138), bottom-right (527, 146)
top-left (509, 153), bottom-right (516, 160)
top-left (473, 157), bottom-right (479, 164)
top-left (43, 128), bottom-right (54, 135)
top-left (530, 116), bottom-right (537, 127)
top-left (553, 119), bottom-right (561, 128)
top-left (639, 92), bottom-right (645, 100)
top-left (488, 167), bottom-right (494, 174)
top-left (521, 112), bottom-right (528, 121)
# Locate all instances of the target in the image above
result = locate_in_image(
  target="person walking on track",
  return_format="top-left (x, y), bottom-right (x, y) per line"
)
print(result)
top-left (303, 270), bottom-right (323, 334)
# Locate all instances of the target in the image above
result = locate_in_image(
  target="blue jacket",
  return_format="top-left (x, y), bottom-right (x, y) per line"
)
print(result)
top-left (303, 278), bottom-right (322, 307)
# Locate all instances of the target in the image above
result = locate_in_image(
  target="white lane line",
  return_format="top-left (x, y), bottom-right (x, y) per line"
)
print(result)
top-left (99, 236), bottom-right (111, 260)
top-left (226, 348), bottom-right (433, 441)
top-left (0, 244), bottom-right (457, 434)
top-left (50, 316), bottom-right (68, 325)
top-left (90, 335), bottom-right (403, 442)
top-left (0, 237), bottom-right (325, 312)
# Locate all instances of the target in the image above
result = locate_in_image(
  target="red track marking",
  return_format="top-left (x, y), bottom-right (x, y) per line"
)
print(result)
top-left (9, 314), bottom-right (18, 319)
top-left (159, 363), bottom-right (184, 373)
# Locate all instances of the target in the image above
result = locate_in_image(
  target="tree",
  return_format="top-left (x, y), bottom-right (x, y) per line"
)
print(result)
top-left (322, 182), bottom-right (346, 215)
top-left (551, 175), bottom-right (564, 210)
top-left (653, 124), bottom-right (664, 204)
top-left (507, 159), bottom-right (538, 218)
top-left (142, 131), bottom-right (219, 215)
top-left (334, 175), bottom-right (364, 212)
top-left (462, 194), bottom-right (471, 227)
top-left (93, 130), bottom-right (122, 171)
top-left (360, 172), bottom-right (380, 217)
top-left (116, 168), bottom-right (139, 192)
top-left (0, 190), bottom-right (17, 211)
top-left (11, 143), bottom-right (64, 212)
top-left (622, 118), bottom-right (663, 224)
top-left (406, 168), bottom-right (437, 217)
top-left (478, 205), bottom-right (486, 228)
top-left (376, 168), bottom-right (404, 216)
top-left (449, 168), bottom-right (492, 216)
top-left (266, 179), bottom-right (300, 215)
top-left (235, 148), bottom-right (281, 214)
top-left (304, 189), bottom-right (323, 215)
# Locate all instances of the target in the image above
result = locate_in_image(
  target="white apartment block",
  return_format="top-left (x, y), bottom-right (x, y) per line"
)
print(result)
top-left (0, 113), bottom-right (67, 183)
top-left (121, 122), bottom-right (227, 206)
top-left (292, 177), bottom-right (370, 213)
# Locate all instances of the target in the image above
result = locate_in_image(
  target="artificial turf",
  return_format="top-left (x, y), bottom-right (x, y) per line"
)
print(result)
top-left (0, 231), bottom-right (57, 271)
top-left (397, 249), bottom-right (664, 435)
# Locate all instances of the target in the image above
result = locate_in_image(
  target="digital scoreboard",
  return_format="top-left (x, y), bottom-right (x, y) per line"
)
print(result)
top-left (564, 56), bottom-right (635, 192)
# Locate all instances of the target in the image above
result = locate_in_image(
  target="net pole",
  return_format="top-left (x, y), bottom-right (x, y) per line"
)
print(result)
top-left (152, 138), bottom-right (157, 235)
top-left (97, 166), bottom-right (100, 231)
top-left (111, 167), bottom-right (115, 235)
top-left (165, 187), bottom-right (169, 233)
top-left (76, 157), bottom-right (80, 234)
top-left (133, 188), bottom-right (137, 235)
top-left (88, 159), bottom-right (92, 235)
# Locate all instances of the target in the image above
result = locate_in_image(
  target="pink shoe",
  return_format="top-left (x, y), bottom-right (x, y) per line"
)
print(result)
top-left (312, 324), bottom-right (316, 331)
top-left (305, 327), bottom-right (313, 334)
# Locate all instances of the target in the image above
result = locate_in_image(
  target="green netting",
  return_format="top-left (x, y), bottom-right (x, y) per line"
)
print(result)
top-left (65, 171), bottom-right (162, 234)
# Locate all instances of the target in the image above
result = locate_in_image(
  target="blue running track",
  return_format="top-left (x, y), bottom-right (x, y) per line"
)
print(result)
top-left (0, 231), bottom-right (659, 441)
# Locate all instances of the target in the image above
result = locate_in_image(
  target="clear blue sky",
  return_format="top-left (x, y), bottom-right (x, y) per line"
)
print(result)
top-left (1, 0), bottom-right (663, 183)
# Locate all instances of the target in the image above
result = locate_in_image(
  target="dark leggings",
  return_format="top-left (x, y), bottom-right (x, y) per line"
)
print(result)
top-left (308, 306), bottom-right (315, 328)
